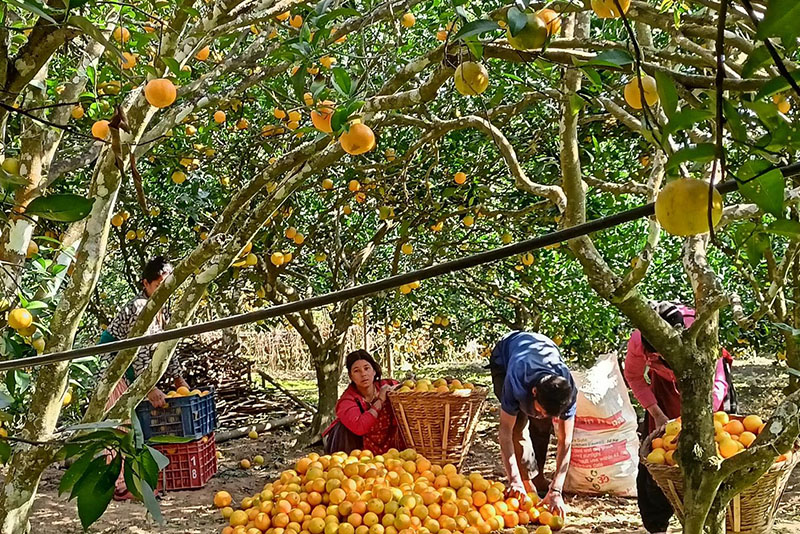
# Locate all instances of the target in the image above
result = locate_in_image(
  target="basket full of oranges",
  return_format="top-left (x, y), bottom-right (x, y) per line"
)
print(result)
top-left (641, 412), bottom-right (799, 534)
top-left (388, 379), bottom-right (488, 470)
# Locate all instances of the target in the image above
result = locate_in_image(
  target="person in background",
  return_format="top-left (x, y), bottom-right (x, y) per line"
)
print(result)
top-left (489, 331), bottom-right (577, 519)
top-left (99, 256), bottom-right (189, 410)
top-left (322, 350), bottom-right (403, 455)
top-left (624, 301), bottom-right (734, 534)
top-left (98, 257), bottom-right (190, 501)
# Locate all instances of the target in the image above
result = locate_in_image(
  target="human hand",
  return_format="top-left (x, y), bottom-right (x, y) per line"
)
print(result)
top-left (503, 482), bottom-right (528, 501)
top-left (648, 405), bottom-right (669, 429)
top-left (541, 491), bottom-right (567, 519)
top-left (147, 388), bottom-right (167, 408)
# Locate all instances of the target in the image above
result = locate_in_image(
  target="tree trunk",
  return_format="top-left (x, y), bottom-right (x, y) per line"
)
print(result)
top-left (675, 345), bottom-right (720, 534)
top-left (306, 345), bottom-right (346, 442)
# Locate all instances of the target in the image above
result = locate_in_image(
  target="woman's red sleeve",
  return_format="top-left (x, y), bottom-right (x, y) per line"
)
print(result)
top-left (336, 393), bottom-right (377, 436)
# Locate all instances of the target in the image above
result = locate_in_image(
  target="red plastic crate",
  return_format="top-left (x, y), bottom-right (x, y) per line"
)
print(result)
top-left (154, 432), bottom-right (217, 490)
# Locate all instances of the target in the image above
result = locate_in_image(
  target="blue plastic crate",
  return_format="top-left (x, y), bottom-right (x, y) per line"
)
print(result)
top-left (136, 388), bottom-right (216, 440)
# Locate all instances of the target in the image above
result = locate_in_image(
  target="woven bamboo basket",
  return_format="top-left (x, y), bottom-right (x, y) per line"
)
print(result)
top-left (388, 387), bottom-right (488, 470)
top-left (640, 417), bottom-right (800, 534)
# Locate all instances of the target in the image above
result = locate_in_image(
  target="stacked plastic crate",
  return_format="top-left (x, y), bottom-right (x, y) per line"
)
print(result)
top-left (136, 389), bottom-right (218, 490)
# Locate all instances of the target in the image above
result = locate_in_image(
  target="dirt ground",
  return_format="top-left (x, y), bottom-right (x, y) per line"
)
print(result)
top-left (29, 353), bottom-right (800, 533)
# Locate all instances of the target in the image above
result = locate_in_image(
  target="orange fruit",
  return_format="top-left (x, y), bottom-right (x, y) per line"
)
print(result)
top-left (144, 78), bottom-right (177, 108)
top-left (311, 101), bottom-right (335, 133)
top-left (739, 431), bottom-right (757, 448)
top-left (91, 120), bottom-right (110, 140)
top-left (724, 420), bottom-right (745, 436)
top-left (230, 510), bottom-right (249, 527)
top-left (743, 415), bottom-right (763, 433)
top-left (340, 123), bottom-right (375, 155)
top-left (591, 0), bottom-right (631, 18)
top-left (195, 46), bottom-right (210, 61)
top-left (719, 438), bottom-right (740, 458)
top-left (215, 491), bottom-right (233, 508)
top-left (537, 8), bottom-right (561, 36)
top-left (538, 511), bottom-right (553, 527)
top-left (624, 75), bottom-right (659, 110)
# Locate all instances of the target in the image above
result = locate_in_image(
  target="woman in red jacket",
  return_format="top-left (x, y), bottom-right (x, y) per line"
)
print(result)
top-left (322, 350), bottom-right (404, 455)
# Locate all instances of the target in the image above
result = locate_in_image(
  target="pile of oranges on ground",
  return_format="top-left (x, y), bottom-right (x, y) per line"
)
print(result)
top-left (645, 412), bottom-right (794, 465)
top-left (214, 448), bottom-right (564, 534)
top-left (395, 379), bottom-right (478, 394)
top-left (164, 386), bottom-right (211, 398)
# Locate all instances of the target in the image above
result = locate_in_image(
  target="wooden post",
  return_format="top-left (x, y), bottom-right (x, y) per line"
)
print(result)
top-left (362, 299), bottom-right (368, 350)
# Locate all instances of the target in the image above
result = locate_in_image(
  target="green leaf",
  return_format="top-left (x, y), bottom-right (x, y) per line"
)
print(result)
top-left (0, 166), bottom-right (28, 188)
top-left (146, 435), bottom-right (195, 444)
top-left (317, 8), bottom-right (361, 27)
top-left (331, 67), bottom-right (352, 97)
top-left (654, 71), bottom-right (679, 119)
top-left (742, 46), bottom-right (773, 78)
top-left (0, 440), bottom-right (10, 464)
top-left (76, 454), bottom-right (119, 529)
top-left (290, 65), bottom-right (306, 101)
top-left (123, 460), bottom-right (144, 500)
top-left (506, 7), bottom-right (528, 37)
top-left (568, 94), bottom-right (584, 116)
top-left (584, 49), bottom-right (634, 69)
top-left (68, 16), bottom-right (125, 62)
top-left (5, 0), bottom-right (57, 24)
top-left (738, 161), bottom-right (785, 218)
top-left (756, 0), bottom-right (800, 44)
top-left (59, 446), bottom-right (99, 495)
top-left (315, 0), bottom-right (333, 15)
top-left (331, 106), bottom-right (349, 133)
top-left (69, 455), bottom-right (108, 500)
top-left (665, 143), bottom-right (716, 171)
top-left (451, 20), bottom-right (501, 41)
top-left (755, 71), bottom-right (800, 101)
top-left (146, 445), bottom-right (170, 470)
top-left (161, 57), bottom-right (181, 77)
top-left (723, 99), bottom-right (748, 142)
top-left (663, 109), bottom-right (714, 136)
top-left (773, 322), bottom-right (800, 337)
top-left (140, 446), bottom-right (163, 488)
top-left (581, 67), bottom-right (602, 87)
top-left (767, 219), bottom-right (800, 238)
top-left (141, 479), bottom-right (164, 524)
top-left (130, 407), bottom-right (144, 450)
top-left (63, 420), bottom-right (125, 432)
top-left (466, 40), bottom-right (484, 61)
top-left (26, 194), bottom-right (94, 222)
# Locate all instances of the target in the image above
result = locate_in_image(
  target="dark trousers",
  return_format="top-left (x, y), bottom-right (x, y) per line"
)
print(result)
top-left (490, 362), bottom-right (552, 481)
top-left (637, 413), bottom-right (673, 533)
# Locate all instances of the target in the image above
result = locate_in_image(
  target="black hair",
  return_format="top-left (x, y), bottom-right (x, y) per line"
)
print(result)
top-left (142, 256), bottom-right (173, 283)
top-left (536, 375), bottom-right (574, 418)
top-left (345, 349), bottom-right (382, 382)
top-left (642, 301), bottom-right (685, 353)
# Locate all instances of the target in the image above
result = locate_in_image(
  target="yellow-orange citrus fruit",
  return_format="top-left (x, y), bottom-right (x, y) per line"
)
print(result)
top-left (743, 415), bottom-right (763, 433)
top-left (113, 26), bottom-right (131, 43)
top-left (454, 172), bottom-right (467, 185)
top-left (623, 75), bottom-right (659, 109)
top-left (401, 13), bottom-right (415, 28)
top-left (71, 105), bottom-right (85, 119)
top-left (655, 178), bottom-right (723, 236)
top-left (214, 110), bottom-right (226, 123)
top-left (195, 46), bottom-right (210, 61)
top-left (121, 52), bottom-right (137, 69)
top-left (92, 120), bottom-right (110, 140)
top-left (453, 62), bottom-right (489, 96)
top-left (8, 308), bottom-right (33, 330)
top-left (506, 12), bottom-right (547, 50)
top-left (591, 0), bottom-right (631, 18)
top-left (340, 123), bottom-right (376, 155)
top-left (215, 491), bottom-right (233, 508)
top-left (311, 101), bottom-right (335, 133)
top-left (145, 78), bottom-right (177, 108)
top-left (537, 9), bottom-right (561, 36)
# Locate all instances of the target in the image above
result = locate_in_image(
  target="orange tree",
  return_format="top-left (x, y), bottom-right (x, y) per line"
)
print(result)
top-left (1, 0), bottom-right (800, 533)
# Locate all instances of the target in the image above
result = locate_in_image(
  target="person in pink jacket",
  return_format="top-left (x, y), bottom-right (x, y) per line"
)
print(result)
top-left (624, 301), bottom-right (735, 534)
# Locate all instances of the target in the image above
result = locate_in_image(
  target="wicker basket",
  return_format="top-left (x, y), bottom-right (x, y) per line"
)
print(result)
top-left (640, 417), bottom-right (800, 534)
top-left (388, 387), bottom-right (488, 470)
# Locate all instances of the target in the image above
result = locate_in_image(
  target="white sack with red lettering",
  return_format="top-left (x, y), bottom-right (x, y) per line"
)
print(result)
top-left (564, 352), bottom-right (638, 496)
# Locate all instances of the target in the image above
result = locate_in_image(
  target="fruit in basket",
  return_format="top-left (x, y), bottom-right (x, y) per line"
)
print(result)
top-left (395, 378), bottom-right (478, 394)
top-left (177, 386), bottom-right (191, 396)
top-left (646, 412), bottom-right (790, 464)
top-left (214, 448), bottom-right (565, 533)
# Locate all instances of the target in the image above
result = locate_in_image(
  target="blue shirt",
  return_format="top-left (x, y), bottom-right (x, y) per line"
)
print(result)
top-left (492, 331), bottom-right (577, 419)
